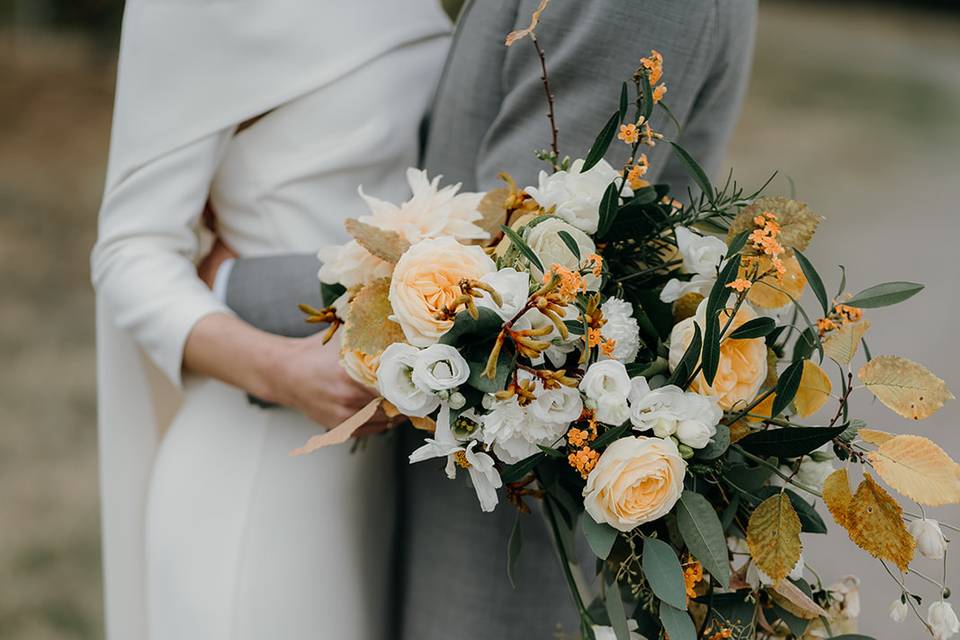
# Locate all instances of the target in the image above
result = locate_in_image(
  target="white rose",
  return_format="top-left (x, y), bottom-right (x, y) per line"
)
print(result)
top-left (674, 226), bottom-right (728, 275)
top-left (376, 343), bottom-right (439, 417)
top-left (596, 394), bottom-right (631, 427)
top-left (889, 598), bottom-right (909, 623)
top-left (580, 360), bottom-right (632, 425)
top-left (411, 344), bottom-right (470, 393)
top-left (929, 602), bottom-right (960, 640)
top-left (479, 395), bottom-right (568, 464)
top-left (529, 383), bottom-right (583, 425)
top-left (599, 297), bottom-right (640, 363)
top-left (477, 267), bottom-right (531, 320)
top-left (525, 158), bottom-right (630, 234)
top-left (909, 519), bottom-right (948, 560)
top-left (675, 419), bottom-right (714, 449)
top-left (524, 217), bottom-right (599, 289)
top-left (583, 436), bottom-right (686, 531)
top-left (628, 378), bottom-right (686, 437)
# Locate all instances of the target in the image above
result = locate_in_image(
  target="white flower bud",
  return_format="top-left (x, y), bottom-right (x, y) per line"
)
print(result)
top-left (909, 519), bottom-right (948, 560)
top-left (448, 391), bottom-right (466, 410)
top-left (928, 601), bottom-right (960, 640)
top-left (889, 597), bottom-right (909, 623)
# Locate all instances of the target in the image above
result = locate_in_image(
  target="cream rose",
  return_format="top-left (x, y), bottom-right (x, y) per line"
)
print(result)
top-left (668, 299), bottom-right (767, 410)
top-left (583, 436), bottom-right (686, 532)
top-left (341, 349), bottom-right (380, 389)
top-left (524, 218), bottom-right (599, 289)
top-left (388, 237), bottom-right (496, 346)
top-left (524, 158), bottom-right (630, 234)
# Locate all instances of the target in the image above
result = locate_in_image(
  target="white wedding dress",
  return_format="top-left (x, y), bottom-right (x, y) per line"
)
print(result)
top-left (91, 2), bottom-right (450, 638)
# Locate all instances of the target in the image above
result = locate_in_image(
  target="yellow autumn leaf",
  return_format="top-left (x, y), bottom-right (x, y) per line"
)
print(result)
top-left (867, 434), bottom-right (960, 506)
top-left (747, 493), bottom-right (802, 583)
top-left (764, 348), bottom-right (779, 389)
top-left (344, 218), bottom-right (410, 263)
top-left (822, 468), bottom-right (853, 529)
top-left (745, 254), bottom-right (807, 309)
top-left (672, 292), bottom-right (703, 323)
top-left (344, 279), bottom-right (406, 355)
top-left (858, 355), bottom-right (954, 421)
top-left (728, 197), bottom-right (823, 251)
top-left (728, 419), bottom-right (753, 443)
top-left (823, 320), bottom-right (871, 365)
top-left (846, 474), bottom-right (915, 572)
top-left (859, 428), bottom-right (895, 446)
top-left (794, 360), bottom-right (833, 418)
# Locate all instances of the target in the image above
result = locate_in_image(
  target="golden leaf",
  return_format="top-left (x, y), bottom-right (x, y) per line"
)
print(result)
top-left (344, 218), bottom-right (410, 263)
top-left (822, 468), bottom-right (853, 529)
top-left (728, 197), bottom-right (823, 251)
top-left (672, 292), bottom-right (704, 323)
top-left (475, 188), bottom-right (510, 243)
top-left (858, 355), bottom-right (954, 421)
top-left (344, 279), bottom-right (406, 355)
top-left (745, 254), bottom-right (807, 309)
top-left (729, 419), bottom-right (753, 443)
top-left (867, 435), bottom-right (960, 506)
top-left (859, 428), bottom-right (895, 446)
top-left (747, 493), bottom-right (803, 583)
top-left (409, 415), bottom-right (437, 432)
top-left (764, 349), bottom-right (780, 389)
top-left (505, 0), bottom-right (550, 46)
top-left (770, 579), bottom-right (828, 620)
top-left (823, 320), bottom-right (871, 365)
top-left (794, 360), bottom-right (832, 418)
top-left (846, 474), bottom-right (915, 572)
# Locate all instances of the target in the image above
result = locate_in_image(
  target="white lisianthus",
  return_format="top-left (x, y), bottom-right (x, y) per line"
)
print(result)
top-left (523, 217), bottom-right (599, 289)
top-left (889, 598), bottom-right (909, 623)
top-left (592, 621), bottom-right (645, 640)
top-left (528, 383), bottom-right (583, 425)
top-left (660, 272), bottom-right (716, 303)
top-left (476, 267), bottom-right (531, 320)
top-left (929, 601), bottom-right (960, 640)
top-left (376, 343), bottom-right (439, 417)
top-left (317, 240), bottom-right (392, 289)
top-left (525, 158), bottom-right (630, 234)
top-left (411, 344), bottom-right (470, 393)
top-left (795, 456), bottom-right (835, 492)
top-left (909, 519), bottom-right (948, 560)
top-left (480, 395), bottom-right (568, 463)
top-left (359, 168), bottom-right (488, 243)
top-left (628, 378), bottom-right (721, 449)
top-left (659, 227), bottom-right (728, 303)
top-left (580, 360), bottom-right (632, 425)
top-left (409, 439), bottom-right (502, 512)
top-left (599, 297), bottom-right (640, 363)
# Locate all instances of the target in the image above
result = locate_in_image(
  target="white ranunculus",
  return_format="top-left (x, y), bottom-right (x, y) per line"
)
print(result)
top-left (660, 272), bottom-right (716, 303)
top-left (596, 395), bottom-right (631, 427)
top-left (376, 343), bottom-right (439, 417)
top-left (479, 394), bottom-right (568, 464)
top-left (359, 168), bottom-right (488, 243)
top-left (675, 419), bottom-right (714, 449)
top-left (795, 456), bottom-right (836, 492)
top-left (929, 601), bottom-right (960, 640)
top-left (580, 360), bottom-right (632, 425)
top-left (317, 240), bottom-right (392, 289)
top-left (409, 439), bottom-right (502, 512)
top-left (599, 297), bottom-right (640, 363)
top-left (909, 519), bottom-right (948, 560)
top-left (675, 226), bottom-right (728, 275)
top-left (889, 598), bottom-right (909, 623)
top-left (528, 383), bottom-right (583, 425)
top-left (523, 217), bottom-right (599, 289)
top-left (477, 267), bottom-right (531, 320)
top-left (525, 158), bottom-right (630, 234)
top-left (411, 344), bottom-right (470, 393)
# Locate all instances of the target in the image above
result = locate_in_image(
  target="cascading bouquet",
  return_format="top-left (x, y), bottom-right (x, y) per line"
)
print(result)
top-left (294, 5), bottom-right (960, 640)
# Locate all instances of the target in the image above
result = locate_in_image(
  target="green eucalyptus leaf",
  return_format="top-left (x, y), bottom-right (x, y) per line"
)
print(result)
top-left (694, 423), bottom-right (730, 461)
top-left (583, 111), bottom-right (620, 172)
top-left (675, 490), bottom-right (731, 588)
top-left (845, 281), bottom-right (924, 308)
top-left (583, 516), bottom-right (619, 560)
top-left (605, 580), bottom-right (631, 640)
top-left (642, 537), bottom-right (687, 610)
top-left (658, 601), bottom-right (697, 640)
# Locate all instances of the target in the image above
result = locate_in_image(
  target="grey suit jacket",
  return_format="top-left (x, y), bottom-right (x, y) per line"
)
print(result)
top-left (224, 1), bottom-right (756, 637)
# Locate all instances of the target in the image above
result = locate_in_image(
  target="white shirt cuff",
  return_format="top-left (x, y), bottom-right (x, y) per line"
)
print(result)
top-left (211, 258), bottom-right (236, 303)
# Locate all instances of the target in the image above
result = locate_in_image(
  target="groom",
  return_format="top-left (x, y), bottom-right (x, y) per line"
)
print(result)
top-left (204, 0), bottom-right (757, 636)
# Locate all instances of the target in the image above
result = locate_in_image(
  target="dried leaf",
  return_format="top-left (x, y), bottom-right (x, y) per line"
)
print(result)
top-left (344, 218), bottom-right (410, 263)
top-left (764, 348), bottom-right (780, 389)
top-left (846, 474), bottom-right (915, 571)
top-left (793, 360), bottom-right (832, 418)
top-left (822, 468), bottom-right (853, 529)
top-left (475, 188), bottom-right (510, 242)
top-left (745, 254), bottom-right (807, 309)
top-left (867, 435), bottom-right (960, 506)
top-left (771, 579), bottom-right (828, 620)
top-left (858, 355), bottom-right (954, 421)
top-left (823, 320), bottom-right (871, 365)
top-left (409, 415), bottom-right (437, 432)
top-left (859, 428), bottom-right (895, 446)
top-left (344, 279), bottom-right (406, 355)
top-left (504, 0), bottom-right (550, 46)
top-left (728, 197), bottom-right (823, 251)
top-left (729, 419), bottom-right (753, 443)
top-left (291, 398), bottom-right (382, 455)
top-left (747, 493), bottom-right (803, 583)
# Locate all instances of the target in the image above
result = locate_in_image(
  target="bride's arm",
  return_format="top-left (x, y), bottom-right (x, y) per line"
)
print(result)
top-left (91, 131), bottom-right (376, 427)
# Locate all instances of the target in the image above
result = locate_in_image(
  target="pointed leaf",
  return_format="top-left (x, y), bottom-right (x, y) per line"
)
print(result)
top-left (822, 468), bottom-right (853, 529)
top-left (596, 182), bottom-right (621, 237)
top-left (823, 320), bottom-right (871, 365)
top-left (771, 358), bottom-right (805, 418)
top-left (507, 512), bottom-right (523, 589)
top-left (557, 230), bottom-right (582, 260)
top-left (771, 579), bottom-right (828, 619)
top-left (867, 435), bottom-right (960, 506)
top-left (618, 82), bottom-right (629, 122)
top-left (726, 230), bottom-right (750, 258)
top-left (500, 224), bottom-right (545, 273)
top-left (729, 317), bottom-right (776, 340)
top-left (702, 255), bottom-right (742, 386)
top-left (676, 491), bottom-right (731, 588)
top-left (667, 323), bottom-right (702, 386)
top-left (658, 601), bottom-right (697, 640)
top-left (845, 281), bottom-right (924, 309)
top-left (582, 516), bottom-right (618, 560)
top-left (737, 423), bottom-right (849, 459)
top-left (793, 360), bottom-right (832, 418)
top-left (583, 111), bottom-right (620, 172)
top-left (669, 141), bottom-right (714, 203)
top-left (845, 474), bottom-right (915, 571)
top-left (794, 249), bottom-right (829, 316)
top-left (642, 537), bottom-right (687, 610)
top-left (605, 580), bottom-right (631, 640)
top-left (746, 493), bottom-right (802, 583)
top-left (859, 355), bottom-right (953, 421)
top-left (858, 428), bottom-right (894, 446)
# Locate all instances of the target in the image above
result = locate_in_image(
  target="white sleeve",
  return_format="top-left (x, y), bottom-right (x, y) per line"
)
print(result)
top-left (91, 129), bottom-right (235, 388)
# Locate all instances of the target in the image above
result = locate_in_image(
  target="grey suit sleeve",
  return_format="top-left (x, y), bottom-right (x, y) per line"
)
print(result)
top-left (223, 253), bottom-right (324, 338)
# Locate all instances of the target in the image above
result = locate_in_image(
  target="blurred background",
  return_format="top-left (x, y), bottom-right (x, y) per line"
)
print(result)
top-left (0, 0), bottom-right (957, 638)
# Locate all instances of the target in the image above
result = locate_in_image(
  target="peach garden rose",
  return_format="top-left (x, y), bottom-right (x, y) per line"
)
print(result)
top-left (583, 436), bottom-right (686, 532)
top-left (388, 236), bottom-right (496, 346)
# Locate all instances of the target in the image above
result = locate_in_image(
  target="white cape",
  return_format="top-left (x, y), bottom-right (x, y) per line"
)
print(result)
top-left (96, 1), bottom-right (450, 637)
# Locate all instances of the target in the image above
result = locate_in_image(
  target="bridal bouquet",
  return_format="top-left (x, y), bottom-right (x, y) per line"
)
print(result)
top-left (295, 7), bottom-right (960, 640)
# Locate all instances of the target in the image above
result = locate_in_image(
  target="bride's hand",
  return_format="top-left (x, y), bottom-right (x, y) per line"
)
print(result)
top-left (266, 332), bottom-right (392, 434)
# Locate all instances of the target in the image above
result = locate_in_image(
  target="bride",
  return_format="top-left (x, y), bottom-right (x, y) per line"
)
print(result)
top-left (91, 1), bottom-right (451, 638)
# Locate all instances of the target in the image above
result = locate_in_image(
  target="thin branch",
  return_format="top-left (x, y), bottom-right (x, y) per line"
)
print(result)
top-left (531, 36), bottom-right (559, 162)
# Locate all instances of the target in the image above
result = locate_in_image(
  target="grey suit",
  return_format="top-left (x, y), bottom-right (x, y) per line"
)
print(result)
top-left (224, 1), bottom-right (756, 637)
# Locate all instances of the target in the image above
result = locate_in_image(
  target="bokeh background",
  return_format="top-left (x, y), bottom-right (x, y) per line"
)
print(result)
top-left (1, 0), bottom-right (957, 638)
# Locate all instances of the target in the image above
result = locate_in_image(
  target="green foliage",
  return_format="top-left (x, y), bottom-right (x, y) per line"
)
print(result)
top-left (675, 490), bottom-right (731, 587)
top-left (736, 423), bottom-right (850, 459)
top-left (794, 249), bottom-right (830, 316)
top-left (702, 255), bottom-right (743, 386)
top-left (500, 224), bottom-right (545, 273)
top-left (642, 537), bottom-right (687, 609)
top-left (845, 281), bottom-right (924, 308)
top-left (583, 111), bottom-right (620, 172)
top-left (658, 601), bottom-right (697, 640)
top-left (507, 513), bottom-right (523, 589)
top-left (666, 323), bottom-right (701, 387)
top-left (728, 317), bottom-right (776, 340)
top-left (582, 516), bottom-right (618, 560)
top-left (604, 580), bottom-right (631, 640)
top-left (771, 358), bottom-right (805, 417)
